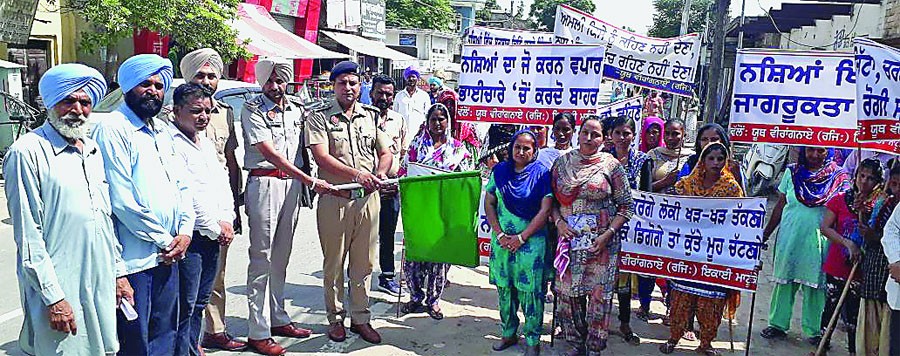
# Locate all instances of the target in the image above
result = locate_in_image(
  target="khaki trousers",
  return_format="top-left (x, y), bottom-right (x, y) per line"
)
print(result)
top-left (245, 176), bottom-right (300, 339)
top-left (317, 193), bottom-right (380, 325)
top-left (203, 245), bottom-right (229, 334)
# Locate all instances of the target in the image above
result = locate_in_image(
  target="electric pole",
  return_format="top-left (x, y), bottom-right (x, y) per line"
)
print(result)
top-left (668, 0), bottom-right (692, 122)
top-left (703, 0), bottom-right (731, 124)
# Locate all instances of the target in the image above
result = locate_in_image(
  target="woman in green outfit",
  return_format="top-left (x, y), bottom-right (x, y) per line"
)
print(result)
top-left (485, 130), bottom-right (554, 356)
top-left (760, 147), bottom-right (851, 342)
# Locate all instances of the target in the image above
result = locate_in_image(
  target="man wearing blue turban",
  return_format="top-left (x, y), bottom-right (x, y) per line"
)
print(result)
top-left (92, 54), bottom-right (196, 355)
top-left (4, 63), bottom-right (131, 355)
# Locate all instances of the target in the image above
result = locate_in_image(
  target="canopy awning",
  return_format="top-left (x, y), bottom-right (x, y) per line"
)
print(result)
top-left (321, 30), bottom-right (417, 61)
top-left (234, 4), bottom-right (348, 59)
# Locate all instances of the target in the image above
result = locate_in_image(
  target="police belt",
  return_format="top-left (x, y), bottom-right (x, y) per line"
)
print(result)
top-left (249, 168), bottom-right (291, 179)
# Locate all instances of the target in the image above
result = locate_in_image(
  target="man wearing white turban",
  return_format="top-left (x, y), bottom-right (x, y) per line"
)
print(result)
top-left (240, 57), bottom-right (333, 355)
top-left (175, 48), bottom-right (248, 353)
top-left (4, 63), bottom-right (132, 355)
top-left (92, 54), bottom-right (196, 355)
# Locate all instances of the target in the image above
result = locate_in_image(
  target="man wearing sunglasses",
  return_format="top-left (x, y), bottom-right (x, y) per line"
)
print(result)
top-left (92, 54), bottom-right (196, 355)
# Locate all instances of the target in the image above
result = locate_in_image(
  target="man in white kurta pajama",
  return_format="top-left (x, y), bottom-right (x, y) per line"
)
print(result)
top-left (3, 63), bottom-right (131, 355)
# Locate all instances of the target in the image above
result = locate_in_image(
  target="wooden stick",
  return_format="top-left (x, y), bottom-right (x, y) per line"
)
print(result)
top-left (396, 240), bottom-right (405, 319)
top-left (814, 261), bottom-right (859, 356)
top-left (744, 261), bottom-right (760, 356)
top-left (550, 295), bottom-right (558, 347)
top-left (729, 313), bottom-right (735, 352)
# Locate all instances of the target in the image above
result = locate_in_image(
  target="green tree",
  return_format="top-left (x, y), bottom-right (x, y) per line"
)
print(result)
top-left (648, 0), bottom-right (714, 37)
top-left (476, 0), bottom-right (502, 22)
top-left (528, 0), bottom-right (595, 32)
top-left (386, 0), bottom-right (455, 32)
top-left (63, 0), bottom-right (250, 76)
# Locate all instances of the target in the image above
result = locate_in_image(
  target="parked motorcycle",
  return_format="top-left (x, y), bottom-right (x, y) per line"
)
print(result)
top-left (742, 143), bottom-right (790, 197)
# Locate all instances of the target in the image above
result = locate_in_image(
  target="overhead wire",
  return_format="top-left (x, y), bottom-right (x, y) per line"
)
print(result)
top-left (756, 0), bottom-right (862, 49)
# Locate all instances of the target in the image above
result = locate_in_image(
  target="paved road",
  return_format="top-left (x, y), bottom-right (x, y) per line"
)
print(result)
top-left (0, 182), bottom-right (856, 355)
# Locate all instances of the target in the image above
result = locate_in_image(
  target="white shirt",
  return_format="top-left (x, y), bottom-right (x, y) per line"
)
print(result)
top-left (882, 204), bottom-right (900, 309)
top-left (393, 88), bottom-right (431, 137)
top-left (171, 124), bottom-right (236, 240)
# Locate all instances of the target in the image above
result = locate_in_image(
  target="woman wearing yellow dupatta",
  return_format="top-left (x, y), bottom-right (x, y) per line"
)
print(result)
top-left (660, 142), bottom-right (742, 356)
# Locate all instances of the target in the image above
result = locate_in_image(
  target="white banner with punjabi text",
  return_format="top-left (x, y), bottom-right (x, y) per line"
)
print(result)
top-left (729, 49), bottom-right (900, 154)
top-left (463, 26), bottom-right (555, 46)
top-left (457, 44), bottom-right (606, 125)
top-left (553, 5), bottom-right (700, 97)
top-left (854, 38), bottom-right (900, 142)
top-left (619, 192), bottom-right (765, 292)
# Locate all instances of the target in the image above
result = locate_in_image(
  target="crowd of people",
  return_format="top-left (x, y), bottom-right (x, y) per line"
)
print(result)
top-left (7, 46), bottom-right (900, 356)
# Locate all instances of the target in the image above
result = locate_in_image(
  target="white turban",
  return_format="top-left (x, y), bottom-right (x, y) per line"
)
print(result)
top-left (255, 57), bottom-right (293, 87)
top-left (180, 48), bottom-right (224, 79)
top-left (38, 63), bottom-right (107, 110)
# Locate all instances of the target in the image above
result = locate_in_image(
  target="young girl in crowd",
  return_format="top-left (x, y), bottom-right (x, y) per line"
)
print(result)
top-left (819, 158), bottom-right (884, 353)
top-left (677, 123), bottom-right (743, 187)
top-left (607, 116), bottom-right (654, 345)
top-left (639, 116), bottom-right (664, 153)
top-left (661, 142), bottom-right (744, 356)
top-left (856, 162), bottom-right (900, 355)
top-left (649, 119), bottom-right (693, 195)
top-left (537, 113), bottom-right (576, 168)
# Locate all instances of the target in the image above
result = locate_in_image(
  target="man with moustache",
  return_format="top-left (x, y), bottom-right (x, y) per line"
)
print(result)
top-left (4, 63), bottom-right (131, 355)
top-left (241, 57), bottom-right (332, 356)
top-left (392, 66), bottom-right (430, 137)
top-left (175, 48), bottom-right (247, 352)
top-left (92, 54), bottom-right (196, 355)
top-left (169, 83), bottom-right (236, 356)
top-left (307, 61), bottom-right (392, 344)
top-left (370, 74), bottom-right (407, 297)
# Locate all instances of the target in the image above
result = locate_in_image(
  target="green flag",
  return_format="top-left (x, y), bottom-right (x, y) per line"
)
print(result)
top-left (400, 170), bottom-right (482, 267)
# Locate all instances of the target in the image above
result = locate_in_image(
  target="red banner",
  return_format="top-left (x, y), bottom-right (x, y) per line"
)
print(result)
top-left (619, 252), bottom-right (759, 292)
top-left (730, 122), bottom-right (900, 154)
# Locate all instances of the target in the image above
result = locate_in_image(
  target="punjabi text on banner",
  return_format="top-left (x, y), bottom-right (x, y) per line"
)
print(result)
top-left (457, 44), bottom-right (606, 125)
top-left (552, 4), bottom-right (700, 97)
top-left (463, 26), bottom-right (555, 46)
top-left (728, 49), bottom-right (900, 154)
top-left (619, 191), bottom-right (765, 292)
top-left (854, 38), bottom-right (900, 142)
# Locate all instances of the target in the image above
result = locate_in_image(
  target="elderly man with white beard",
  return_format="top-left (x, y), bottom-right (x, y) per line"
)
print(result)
top-left (3, 63), bottom-right (133, 355)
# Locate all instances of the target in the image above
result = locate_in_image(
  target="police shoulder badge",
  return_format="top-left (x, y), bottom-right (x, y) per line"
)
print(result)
top-left (267, 110), bottom-right (277, 120)
top-left (330, 115), bottom-right (340, 125)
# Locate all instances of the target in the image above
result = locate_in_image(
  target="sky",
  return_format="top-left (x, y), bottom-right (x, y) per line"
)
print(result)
top-left (497, 0), bottom-right (789, 35)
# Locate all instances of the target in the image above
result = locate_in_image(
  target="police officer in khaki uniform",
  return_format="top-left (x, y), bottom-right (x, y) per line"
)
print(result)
top-left (172, 48), bottom-right (247, 352)
top-left (307, 61), bottom-right (392, 345)
top-left (241, 57), bottom-right (333, 356)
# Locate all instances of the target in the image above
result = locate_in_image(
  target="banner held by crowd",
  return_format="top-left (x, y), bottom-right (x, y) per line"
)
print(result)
top-left (619, 191), bottom-right (766, 292)
top-left (457, 44), bottom-right (606, 125)
top-left (553, 4), bottom-right (701, 98)
top-left (728, 49), bottom-right (900, 154)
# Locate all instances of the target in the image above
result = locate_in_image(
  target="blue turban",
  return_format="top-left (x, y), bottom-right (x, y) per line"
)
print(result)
top-left (117, 54), bottom-right (174, 94)
top-left (403, 66), bottom-right (420, 79)
top-left (427, 76), bottom-right (443, 88)
top-left (38, 63), bottom-right (107, 110)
